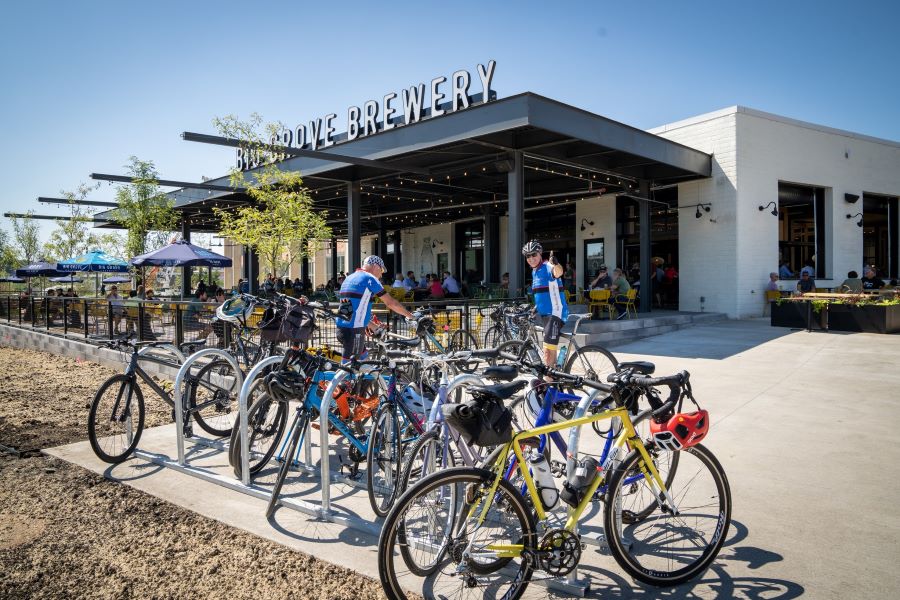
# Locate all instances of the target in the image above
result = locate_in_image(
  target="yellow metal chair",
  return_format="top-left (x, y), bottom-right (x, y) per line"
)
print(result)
top-left (588, 289), bottom-right (614, 320)
top-left (623, 289), bottom-right (638, 319)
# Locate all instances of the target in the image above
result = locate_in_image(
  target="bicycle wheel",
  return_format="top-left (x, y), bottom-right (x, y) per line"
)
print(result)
top-left (603, 442), bottom-right (731, 586)
top-left (449, 329), bottom-right (480, 373)
top-left (87, 375), bottom-right (145, 464)
top-left (379, 468), bottom-right (535, 600)
top-left (229, 385), bottom-right (288, 479)
top-left (622, 432), bottom-right (679, 523)
top-left (189, 358), bottom-right (241, 437)
top-left (367, 403), bottom-right (402, 517)
top-left (482, 325), bottom-right (509, 349)
top-left (265, 411), bottom-right (306, 519)
top-left (564, 343), bottom-right (619, 383)
top-left (398, 428), bottom-right (455, 494)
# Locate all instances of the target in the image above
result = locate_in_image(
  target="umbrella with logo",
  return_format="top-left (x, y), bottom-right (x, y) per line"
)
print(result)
top-left (49, 275), bottom-right (84, 283)
top-left (57, 250), bottom-right (130, 296)
top-left (102, 276), bottom-right (131, 284)
top-left (15, 261), bottom-right (63, 296)
top-left (130, 240), bottom-right (232, 298)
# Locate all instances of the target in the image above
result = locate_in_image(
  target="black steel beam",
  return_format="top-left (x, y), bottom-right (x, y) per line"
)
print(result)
top-left (4, 212), bottom-right (113, 222)
top-left (90, 173), bottom-right (246, 193)
top-left (38, 197), bottom-right (118, 208)
top-left (181, 132), bottom-right (433, 177)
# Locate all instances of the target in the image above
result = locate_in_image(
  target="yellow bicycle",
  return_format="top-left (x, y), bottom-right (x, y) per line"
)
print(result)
top-left (377, 367), bottom-right (732, 598)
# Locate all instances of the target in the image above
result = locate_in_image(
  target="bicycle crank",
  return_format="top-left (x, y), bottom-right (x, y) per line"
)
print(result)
top-left (537, 529), bottom-right (582, 576)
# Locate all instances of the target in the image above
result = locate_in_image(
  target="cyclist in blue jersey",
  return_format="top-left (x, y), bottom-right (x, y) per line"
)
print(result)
top-left (523, 240), bottom-right (568, 369)
top-left (336, 255), bottom-right (416, 360)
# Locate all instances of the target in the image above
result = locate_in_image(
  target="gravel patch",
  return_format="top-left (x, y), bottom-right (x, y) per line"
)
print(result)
top-left (0, 344), bottom-right (386, 599)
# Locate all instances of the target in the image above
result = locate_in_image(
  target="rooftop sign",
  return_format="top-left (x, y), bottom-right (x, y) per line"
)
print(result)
top-left (237, 60), bottom-right (497, 170)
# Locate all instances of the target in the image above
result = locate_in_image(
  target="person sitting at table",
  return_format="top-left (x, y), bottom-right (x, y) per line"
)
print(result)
top-left (106, 285), bottom-right (124, 334)
top-left (429, 274), bottom-right (445, 299)
top-left (610, 268), bottom-right (632, 319)
top-left (861, 265), bottom-right (885, 290)
top-left (184, 289), bottom-right (212, 341)
top-left (839, 271), bottom-right (863, 293)
top-left (587, 265), bottom-right (613, 304)
top-left (211, 288), bottom-right (227, 347)
top-left (779, 261), bottom-right (794, 279)
top-left (442, 271), bottom-right (461, 298)
top-left (796, 271), bottom-right (816, 294)
top-left (765, 272), bottom-right (780, 292)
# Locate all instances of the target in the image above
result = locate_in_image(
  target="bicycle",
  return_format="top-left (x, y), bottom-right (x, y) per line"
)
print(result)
top-left (378, 363), bottom-right (731, 597)
top-left (87, 337), bottom-right (240, 463)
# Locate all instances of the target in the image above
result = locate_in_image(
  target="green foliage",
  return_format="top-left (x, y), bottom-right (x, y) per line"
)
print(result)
top-left (42, 183), bottom-right (126, 261)
top-left (111, 157), bottom-right (178, 260)
top-left (212, 115), bottom-right (332, 278)
top-left (0, 227), bottom-right (18, 274)
top-left (9, 213), bottom-right (41, 265)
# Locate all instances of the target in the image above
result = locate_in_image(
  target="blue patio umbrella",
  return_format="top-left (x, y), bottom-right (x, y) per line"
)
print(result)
top-left (57, 250), bottom-right (129, 296)
top-left (131, 240), bottom-right (231, 298)
top-left (102, 276), bottom-right (132, 284)
top-left (2, 276), bottom-right (26, 283)
top-left (15, 261), bottom-right (62, 277)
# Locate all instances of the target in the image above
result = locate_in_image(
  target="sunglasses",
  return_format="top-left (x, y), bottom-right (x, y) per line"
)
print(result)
top-left (525, 252), bottom-right (540, 259)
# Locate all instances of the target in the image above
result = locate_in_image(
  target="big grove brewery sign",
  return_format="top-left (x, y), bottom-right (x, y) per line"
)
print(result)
top-left (237, 60), bottom-right (497, 170)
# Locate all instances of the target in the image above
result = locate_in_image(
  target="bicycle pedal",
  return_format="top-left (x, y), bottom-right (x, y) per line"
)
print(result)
top-left (550, 459), bottom-right (567, 477)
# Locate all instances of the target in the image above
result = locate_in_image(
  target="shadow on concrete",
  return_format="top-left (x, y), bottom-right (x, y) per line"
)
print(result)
top-left (105, 459), bottom-right (165, 481)
top-left (614, 319), bottom-right (796, 360)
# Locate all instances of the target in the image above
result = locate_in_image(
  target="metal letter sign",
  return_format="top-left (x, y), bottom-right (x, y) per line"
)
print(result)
top-left (238, 61), bottom-right (497, 170)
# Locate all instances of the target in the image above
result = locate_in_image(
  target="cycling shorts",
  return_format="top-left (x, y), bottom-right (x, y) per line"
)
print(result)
top-left (542, 315), bottom-right (563, 349)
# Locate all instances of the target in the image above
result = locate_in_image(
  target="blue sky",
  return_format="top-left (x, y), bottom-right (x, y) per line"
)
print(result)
top-left (1, 0), bottom-right (898, 244)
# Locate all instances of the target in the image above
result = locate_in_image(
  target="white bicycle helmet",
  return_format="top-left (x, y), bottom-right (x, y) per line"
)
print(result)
top-left (521, 240), bottom-right (543, 256)
top-left (215, 296), bottom-right (254, 324)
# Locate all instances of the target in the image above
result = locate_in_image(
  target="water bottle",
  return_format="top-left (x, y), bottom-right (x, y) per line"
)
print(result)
top-left (560, 455), bottom-right (601, 508)
top-left (556, 344), bottom-right (568, 368)
top-left (529, 452), bottom-right (559, 510)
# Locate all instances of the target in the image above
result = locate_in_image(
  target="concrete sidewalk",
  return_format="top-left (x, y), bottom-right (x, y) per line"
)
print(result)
top-left (47, 319), bottom-right (900, 599)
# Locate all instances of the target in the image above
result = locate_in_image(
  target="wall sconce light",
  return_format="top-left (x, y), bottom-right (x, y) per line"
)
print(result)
top-left (846, 212), bottom-right (863, 227)
top-left (580, 218), bottom-right (595, 231)
top-left (432, 240), bottom-right (444, 250)
top-left (758, 201), bottom-right (778, 216)
top-left (844, 193), bottom-right (860, 204)
top-left (694, 203), bottom-right (711, 219)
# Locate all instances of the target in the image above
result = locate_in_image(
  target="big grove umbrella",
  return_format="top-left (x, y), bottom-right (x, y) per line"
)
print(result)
top-left (49, 275), bottom-right (84, 283)
top-left (57, 250), bottom-right (130, 296)
top-left (130, 240), bottom-right (231, 297)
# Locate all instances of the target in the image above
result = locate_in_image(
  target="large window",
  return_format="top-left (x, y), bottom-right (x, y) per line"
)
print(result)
top-left (778, 183), bottom-right (827, 278)
top-left (862, 194), bottom-right (898, 278)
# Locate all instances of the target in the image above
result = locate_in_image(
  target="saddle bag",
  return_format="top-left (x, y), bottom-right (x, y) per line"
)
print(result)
top-left (280, 303), bottom-right (316, 345)
top-left (441, 395), bottom-right (513, 447)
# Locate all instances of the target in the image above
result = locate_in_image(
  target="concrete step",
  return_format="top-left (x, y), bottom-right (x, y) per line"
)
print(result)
top-left (569, 312), bottom-right (727, 347)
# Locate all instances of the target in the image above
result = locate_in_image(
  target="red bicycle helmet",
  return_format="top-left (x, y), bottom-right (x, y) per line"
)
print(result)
top-left (650, 410), bottom-right (709, 451)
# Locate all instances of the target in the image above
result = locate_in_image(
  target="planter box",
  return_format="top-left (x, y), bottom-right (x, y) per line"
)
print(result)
top-left (770, 301), bottom-right (825, 330)
top-left (827, 303), bottom-right (900, 334)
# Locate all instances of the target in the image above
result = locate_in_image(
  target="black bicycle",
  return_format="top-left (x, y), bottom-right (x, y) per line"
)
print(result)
top-left (87, 338), bottom-right (241, 463)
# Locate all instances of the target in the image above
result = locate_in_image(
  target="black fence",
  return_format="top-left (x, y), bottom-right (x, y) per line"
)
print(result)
top-left (0, 295), bottom-right (532, 351)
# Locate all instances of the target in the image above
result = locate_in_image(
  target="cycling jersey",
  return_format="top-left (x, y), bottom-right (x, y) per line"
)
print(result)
top-left (336, 269), bottom-right (386, 329)
top-left (532, 261), bottom-right (568, 320)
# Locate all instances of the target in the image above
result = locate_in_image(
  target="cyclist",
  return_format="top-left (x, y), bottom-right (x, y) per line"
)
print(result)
top-left (523, 240), bottom-right (568, 369)
top-left (336, 255), bottom-right (416, 360)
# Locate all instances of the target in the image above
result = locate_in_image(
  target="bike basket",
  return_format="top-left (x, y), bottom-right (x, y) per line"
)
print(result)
top-left (280, 303), bottom-right (316, 345)
top-left (441, 398), bottom-right (512, 447)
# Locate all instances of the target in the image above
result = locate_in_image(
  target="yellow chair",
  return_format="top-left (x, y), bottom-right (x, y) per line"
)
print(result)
top-left (588, 289), bottom-right (614, 320)
top-left (763, 290), bottom-right (781, 316)
top-left (623, 289), bottom-right (638, 319)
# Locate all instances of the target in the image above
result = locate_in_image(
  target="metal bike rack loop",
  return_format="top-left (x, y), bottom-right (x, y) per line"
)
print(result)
top-left (235, 355), bottom-right (284, 486)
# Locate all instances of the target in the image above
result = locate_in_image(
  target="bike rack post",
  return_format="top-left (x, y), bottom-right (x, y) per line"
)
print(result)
top-left (172, 348), bottom-right (243, 466)
top-left (235, 354), bottom-right (284, 486)
top-left (319, 368), bottom-right (351, 519)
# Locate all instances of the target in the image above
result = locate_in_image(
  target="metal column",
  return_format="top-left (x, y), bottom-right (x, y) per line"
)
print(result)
top-left (638, 180), bottom-right (652, 314)
top-left (330, 236), bottom-right (338, 280)
top-left (483, 206), bottom-right (499, 283)
top-left (377, 219), bottom-right (388, 267)
top-left (300, 240), bottom-right (309, 291)
top-left (347, 182), bottom-right (361, 271)
top-left (181, 219), bottom-right (192, 298)
top-left (506, 151), bottom-right (525, 296)
top-left (393, 229), bottom-right (402, 276)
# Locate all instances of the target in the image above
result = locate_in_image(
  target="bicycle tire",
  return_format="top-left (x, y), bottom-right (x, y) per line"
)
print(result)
top-left (189, 358), bottom-right (241, 437)
top-left (265, 411), bottom-right (306, 519)
top-left (87, 375), bottom-right (145, 464)
top-left (398, 428), bottom-right (455, 494)
top-left (378, 467), bottom-right (535, 600)
top-left (448, 329), bottom-right (480, 373)
top-left (367, 403), bottom-right (402, 517)
top-left (482, 325), bottom-right (509, 349)
top-left (603, 442), bottom-right (731, 586)
top-left (622, 439), bottom-right (680, 524)
top-left (563, 343), bottom-right (619, 383)
top-left (229, 385), bottom-right (288, 479)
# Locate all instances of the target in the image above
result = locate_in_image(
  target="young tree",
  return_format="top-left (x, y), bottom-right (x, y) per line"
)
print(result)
top-left (212, 115), bottom-right (332, 279)
top-left (9, 213), bottom-right (41, 265)
top-left (0, 227), bottom-right (18, 274)
top-left (42, 183), bottom-right (103, 261)
top-left (112, 157), bottom-right (178, 259)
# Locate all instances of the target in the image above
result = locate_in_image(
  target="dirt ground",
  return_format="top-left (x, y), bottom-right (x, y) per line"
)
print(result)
top-left (0, 345), bottom-right (385, 599)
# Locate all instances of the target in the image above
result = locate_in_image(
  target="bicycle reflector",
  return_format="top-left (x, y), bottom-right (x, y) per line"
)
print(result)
top-left (650, 410), bottom-right (709, 451)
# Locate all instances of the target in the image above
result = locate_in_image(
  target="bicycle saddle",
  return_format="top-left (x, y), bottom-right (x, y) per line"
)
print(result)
top-left (618, 361), bottom-right (656, 375)
top-left (482, 365), bottom-right (518, 381)
top-left (384, 336), bottom-right (420, 348)
top-left (470, 380), bottom-right (527, 401)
